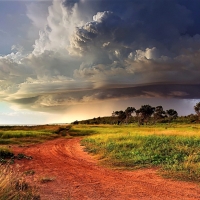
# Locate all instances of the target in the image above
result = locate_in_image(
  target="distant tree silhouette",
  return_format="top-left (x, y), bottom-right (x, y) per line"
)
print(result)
top-left (113, 110), bottom-right (126, 125)
top-left (137, 105), bottom-right (155, 125)
top-left (194, 102), bottom-right (200, 120)
top-left (72, 102), bottom-right (200, 125)
top-left (125, 107), bottom-right (136, 124)
top-left (72, 120), bottom-right (79, 125)
top-left (166, 109), bottom-right (178, 122)
top-left (153, 106), bottom-right (166, 123)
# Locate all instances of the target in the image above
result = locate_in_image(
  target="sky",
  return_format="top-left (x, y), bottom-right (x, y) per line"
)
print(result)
top-left (0, 0), bottom-right (200, 124)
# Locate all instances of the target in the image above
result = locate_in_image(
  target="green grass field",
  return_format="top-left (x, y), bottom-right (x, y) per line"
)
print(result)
top-left (72, 124), bottom-right (200, 182)
top-left (0, 125), bottom-right (70, 147)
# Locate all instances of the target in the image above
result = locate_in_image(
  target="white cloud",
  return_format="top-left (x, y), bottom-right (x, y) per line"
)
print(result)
top-left (134, 47), bottom-right (160, 61)
top-left (0, 0), bottom-right (200, 115)
top-left (26, 2), bottom-right (49, 30)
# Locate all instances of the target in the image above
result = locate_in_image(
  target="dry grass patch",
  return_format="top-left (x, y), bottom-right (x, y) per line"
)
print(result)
top-left (40, 176), bottom-right (56, 184)
top-left (0, 165), bottom-right (40, 200)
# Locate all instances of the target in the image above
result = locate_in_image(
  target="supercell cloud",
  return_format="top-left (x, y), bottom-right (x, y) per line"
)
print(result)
top-left (0, 0), bottom-right (200, 112)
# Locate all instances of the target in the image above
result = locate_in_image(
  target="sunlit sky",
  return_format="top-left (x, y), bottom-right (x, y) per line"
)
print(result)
top-left (0, 0), bottom-right (200, 124)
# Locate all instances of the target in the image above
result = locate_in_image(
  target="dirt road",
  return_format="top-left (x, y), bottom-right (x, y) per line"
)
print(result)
top-left (13, 138), bottom-right (200, 200)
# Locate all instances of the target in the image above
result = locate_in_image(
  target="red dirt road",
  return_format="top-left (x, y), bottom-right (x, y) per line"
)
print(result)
top-left (13, 138), bottom-right (200, 200)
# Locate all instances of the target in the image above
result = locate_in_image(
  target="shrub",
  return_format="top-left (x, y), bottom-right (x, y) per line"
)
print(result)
top-left (0, 148), bottom-right (14, 159)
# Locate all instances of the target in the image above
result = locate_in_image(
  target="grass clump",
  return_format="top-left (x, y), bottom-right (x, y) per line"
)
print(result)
top-left (0, 165), bottom-right (40, 200)
top-left (40, 176), bottom-right (55, 183)
top-left (81, 124), bottom-right (200, 182)
top-left (0, 148), bottom-right (14, 159)
top-left (24, 170), bottom-right (35, 176)
top-left (0, 148), bottom-right (14, 164)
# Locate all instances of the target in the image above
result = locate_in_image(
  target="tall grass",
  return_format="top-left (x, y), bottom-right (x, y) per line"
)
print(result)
top-left (0, 165), bottom-right (40, 200)
top-left (79, 124), bottom-right (200, 181)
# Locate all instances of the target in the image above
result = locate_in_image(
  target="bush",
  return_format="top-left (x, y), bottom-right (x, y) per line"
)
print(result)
top-left (0, 148), bottom-right (14, 159)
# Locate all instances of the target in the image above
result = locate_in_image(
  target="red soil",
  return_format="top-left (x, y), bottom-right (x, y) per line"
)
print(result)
top-left (12, 138), bottom-right (200, 200)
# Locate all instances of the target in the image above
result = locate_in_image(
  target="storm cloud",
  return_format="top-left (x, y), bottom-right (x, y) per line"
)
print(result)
top-left (0, 0), bottom-right (200, 112)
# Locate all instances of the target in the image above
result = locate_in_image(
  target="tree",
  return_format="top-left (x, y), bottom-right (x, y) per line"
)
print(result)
top-left (113, 110), bottom-right (126, 125)
top-left (72, 120), bottom-right (79, 125)
top-left (125, 107), bottom-right (136, 124)
top-left (137, 105), bottom-right (155, 125)
top-left (194, 102), bottom-right (200, 120)
top-left (153, 106), bottom-right (166, 123)
top-left (166, 109), bottom-right (178, 122)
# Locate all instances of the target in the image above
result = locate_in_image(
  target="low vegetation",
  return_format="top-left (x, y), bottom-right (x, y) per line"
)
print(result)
top-left (0, 148), bottom-right (14, 159)
top-left (0, 124), bottom-right (70, 199)
top-left (0, 165), bottom-right (40, 200)
top-left (0, 125), bottom-right (70, 146)
top-left (79, 124), bottom-right (200, 181)
top-left (0, 121), bottom-right (200, 199)
top-left (40, 176), bottom-right (56, 184)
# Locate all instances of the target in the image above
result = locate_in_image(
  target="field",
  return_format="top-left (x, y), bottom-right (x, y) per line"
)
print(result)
top-left (76, 123), bottom-right (200, 181)
top-left (0, 123), bottom-right (200, 199)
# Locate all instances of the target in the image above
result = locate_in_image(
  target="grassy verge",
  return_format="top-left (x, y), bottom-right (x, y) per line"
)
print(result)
top-left (0, 125), bottom-right (71, 146)
top-left (79, 124), bottom-right (200, 182)
top-left (0, 129), bottom-right (52, 199)
top-left (0, 124), bottom-right (71, 199)
top-left (0, 130), bottom-right (58, 145)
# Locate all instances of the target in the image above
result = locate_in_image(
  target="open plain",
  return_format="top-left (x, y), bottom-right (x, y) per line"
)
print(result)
top-left (12, 136), bottom-right (200, 200)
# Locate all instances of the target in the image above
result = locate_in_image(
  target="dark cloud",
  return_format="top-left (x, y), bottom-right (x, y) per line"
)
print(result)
top-left (7, 83), bottom-right (200, 112)
top-left (1, 0), bottom-right (200, 113)
top-left (70, 0), bottom-right (193, 56)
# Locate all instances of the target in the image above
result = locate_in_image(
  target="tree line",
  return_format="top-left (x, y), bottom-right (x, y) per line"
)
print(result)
top-left (72, 102), bottom-right (200, 125)
top-left (112, 105), bottom-right (178, 125)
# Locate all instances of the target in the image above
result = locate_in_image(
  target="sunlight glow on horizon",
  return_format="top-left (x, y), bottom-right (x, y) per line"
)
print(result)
top-left (1, 98), bottom-right (198, 125)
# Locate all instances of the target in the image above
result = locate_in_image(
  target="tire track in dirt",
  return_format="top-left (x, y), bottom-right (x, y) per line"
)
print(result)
top-left (13, 138), bottom-right (200, 200)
